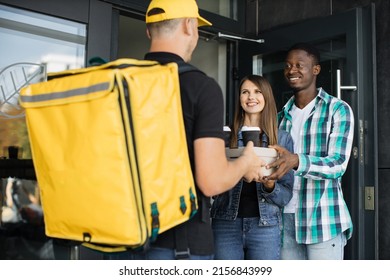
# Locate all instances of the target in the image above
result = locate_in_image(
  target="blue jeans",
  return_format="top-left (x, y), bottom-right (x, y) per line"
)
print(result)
top-left (105, 246), bottom-right (213, 260)
top-left (281, 213), bottom-right (347, 260)
top-left (212, 217), bottom-right (281, 260)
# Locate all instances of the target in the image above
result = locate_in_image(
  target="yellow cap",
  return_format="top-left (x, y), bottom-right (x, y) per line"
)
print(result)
top-left (146, 0), bottom-right (212, 27)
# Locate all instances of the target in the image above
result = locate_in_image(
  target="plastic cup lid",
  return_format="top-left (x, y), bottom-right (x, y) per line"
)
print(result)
top-left (241, 126), bottom-right (261, 131)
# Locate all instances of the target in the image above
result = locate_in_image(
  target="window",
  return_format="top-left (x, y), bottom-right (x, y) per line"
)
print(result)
top-left (0, 4), bottom-right (86, 159)
top-left (197, 0), bottom-right (237, 20)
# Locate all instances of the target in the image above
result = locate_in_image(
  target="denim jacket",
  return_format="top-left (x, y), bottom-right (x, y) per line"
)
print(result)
top-left (211, 129), bottom-right (294, 226)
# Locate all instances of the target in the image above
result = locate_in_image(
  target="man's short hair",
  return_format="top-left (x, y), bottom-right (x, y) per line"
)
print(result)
top-left (288, 42), bottom-right (321, 65)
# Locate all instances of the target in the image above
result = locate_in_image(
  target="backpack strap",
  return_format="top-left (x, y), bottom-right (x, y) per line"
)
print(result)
top-left (177, 61), bottom-right (203, 75)
top-left (173, 193), bottom-right (209, 259)
top-left (174, 223), bottom-right (190, 259)
top-left (172, 61), bottom-right (205, 260)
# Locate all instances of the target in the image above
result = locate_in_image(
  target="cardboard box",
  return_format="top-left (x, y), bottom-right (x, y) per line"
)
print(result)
top-left (225, 147), bottom-right (277, 176)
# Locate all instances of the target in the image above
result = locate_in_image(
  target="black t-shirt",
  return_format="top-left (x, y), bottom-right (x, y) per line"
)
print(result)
top-left (237, 181), bottom-right (260, 217)
top-left (144, 52), bottom-right (225, 255)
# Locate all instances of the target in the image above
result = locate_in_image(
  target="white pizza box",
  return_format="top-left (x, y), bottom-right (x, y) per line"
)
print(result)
top-left (225, 147), bottom-right (278, 176)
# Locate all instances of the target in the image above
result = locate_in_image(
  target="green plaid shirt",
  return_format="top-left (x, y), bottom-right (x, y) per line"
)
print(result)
top-left (278, 88), bottom-right (354, 244)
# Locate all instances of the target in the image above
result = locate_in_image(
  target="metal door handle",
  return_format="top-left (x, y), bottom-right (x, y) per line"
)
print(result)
top-left (336, 69), bottom-right (361, 164)
top-left (336, 69), bottom-right (357, 99)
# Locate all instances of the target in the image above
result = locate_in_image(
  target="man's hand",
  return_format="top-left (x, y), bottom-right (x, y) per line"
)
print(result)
top-left (242, 141), bottom-right (266, 183)
top-left (257, 176), bottom-right (276, 192)
top-left (263, 144), bottom-right (298, 181)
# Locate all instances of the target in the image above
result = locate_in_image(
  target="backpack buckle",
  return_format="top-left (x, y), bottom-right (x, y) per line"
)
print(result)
top-left (174, 248), bottom-right (190, 260)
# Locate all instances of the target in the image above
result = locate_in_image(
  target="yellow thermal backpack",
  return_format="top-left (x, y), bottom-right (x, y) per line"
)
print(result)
top-left (19, 59), bottom-right (197, 252)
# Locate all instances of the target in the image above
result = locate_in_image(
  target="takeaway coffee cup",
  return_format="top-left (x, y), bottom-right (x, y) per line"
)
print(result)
top-left (223, 126), bottom-right (231, 147)
top-left (241, 126), bottom-right (261, 147)
top-left (254, 147), bottom-right (278, 176)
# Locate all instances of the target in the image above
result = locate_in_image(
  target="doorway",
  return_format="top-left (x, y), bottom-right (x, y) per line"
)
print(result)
top-left (237, 5), bottom-right (377, 259)
top-left (116, 14), bottom-right (229, 122)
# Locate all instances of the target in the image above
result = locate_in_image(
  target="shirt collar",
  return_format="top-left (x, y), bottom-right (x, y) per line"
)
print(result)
top-left (144, 52), bottom-right (184, 64)
top-left (281, 87), bottom-right (330, 117)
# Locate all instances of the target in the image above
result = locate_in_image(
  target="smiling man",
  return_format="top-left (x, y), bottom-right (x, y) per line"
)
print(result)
top-left (264, 42), bottom-right (355, 260)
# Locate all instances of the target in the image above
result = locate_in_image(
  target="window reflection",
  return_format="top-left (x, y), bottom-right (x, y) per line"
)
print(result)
top-left (0, 4), bottom-right (86, 159)
top-left (0, 4), bottom-right (86, 72)
top-left (197, 0), bottom-right (237, 20)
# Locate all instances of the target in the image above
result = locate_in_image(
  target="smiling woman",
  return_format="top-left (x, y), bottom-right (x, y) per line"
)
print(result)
top-left (211, 74), bottom-right (294, 260)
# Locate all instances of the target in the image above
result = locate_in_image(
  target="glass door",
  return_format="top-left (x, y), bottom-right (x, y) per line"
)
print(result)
top-left (238, 5), bottom-right (377, 259)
